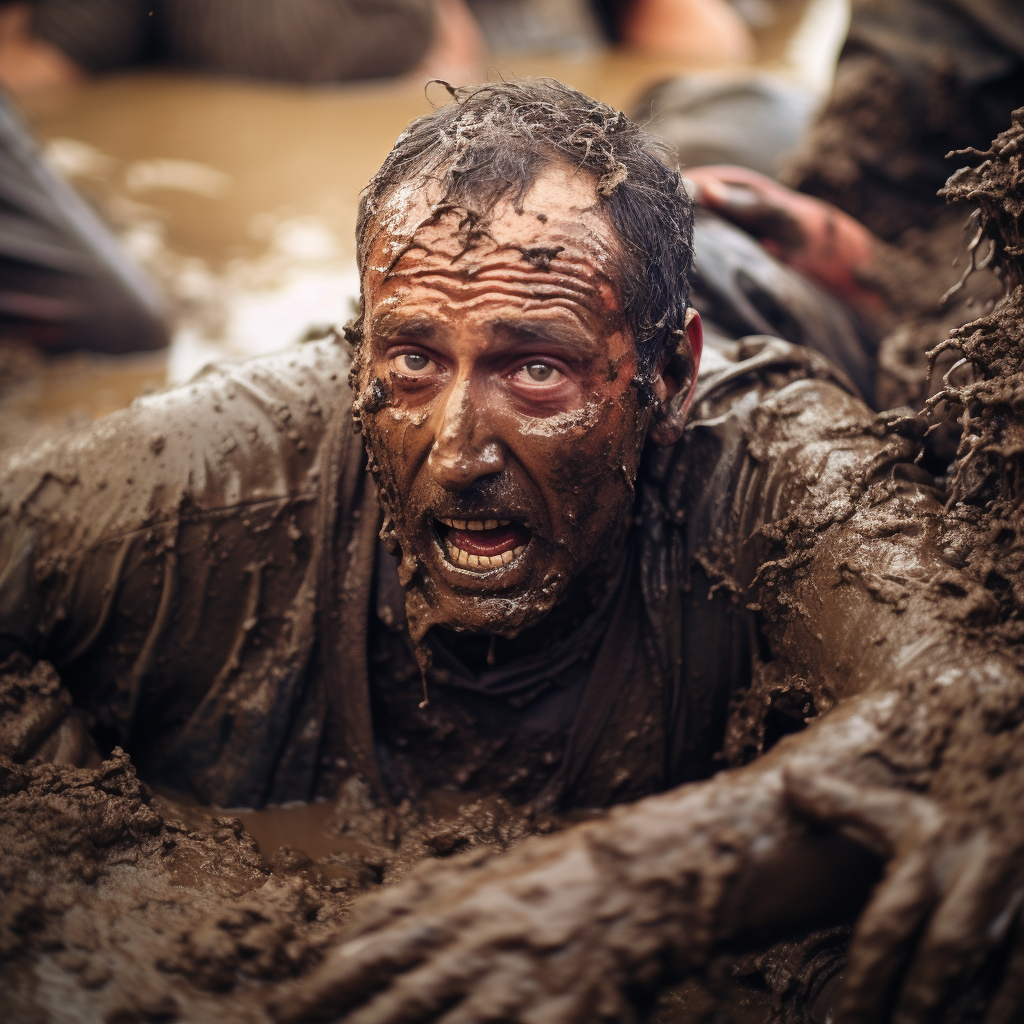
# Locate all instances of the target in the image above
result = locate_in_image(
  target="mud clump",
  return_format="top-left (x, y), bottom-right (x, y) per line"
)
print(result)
top-left (922, 108), bottom-right (1024, 657)
top-left (0, 717), bottom-right (553, 1023)
top-left (0, 749), bottom-right (316, 1022)
top-left (0, 654), bottom-right (101, 767)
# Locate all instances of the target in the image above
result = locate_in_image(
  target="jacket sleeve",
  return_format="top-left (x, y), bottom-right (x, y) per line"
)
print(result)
top-left (646, 337), bottom-right (947, 779)
top-left (0, 340), bottom-right (350, 799)
top-left (692, 340), bottom-right (966, 762)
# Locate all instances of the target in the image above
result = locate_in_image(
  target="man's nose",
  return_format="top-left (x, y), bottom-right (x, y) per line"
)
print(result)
top-left (428, 378), bottom-right (505, 492)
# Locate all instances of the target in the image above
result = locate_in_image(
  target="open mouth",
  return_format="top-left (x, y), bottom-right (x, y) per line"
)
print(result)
top-left (434, 517), bottom-right (532, 571)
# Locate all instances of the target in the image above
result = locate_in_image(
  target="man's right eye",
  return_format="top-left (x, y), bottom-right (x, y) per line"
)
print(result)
top-left (392, 353), bottom-right (433, 376)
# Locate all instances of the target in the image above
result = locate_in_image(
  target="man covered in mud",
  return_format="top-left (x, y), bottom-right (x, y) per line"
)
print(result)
top-left (3, 80), bottom-right (1024, 1022)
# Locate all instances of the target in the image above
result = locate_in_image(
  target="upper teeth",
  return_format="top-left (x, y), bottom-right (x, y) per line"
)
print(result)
top-left (439, 518), bottom-right (511, 531)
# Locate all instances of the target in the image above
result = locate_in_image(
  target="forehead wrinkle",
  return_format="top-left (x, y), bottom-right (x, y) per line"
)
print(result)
top-left (382, 237), bottom-right (610, 275)
top-left (374, 277), bottom-right (612, 328)
top-left (369, 308), bottom-right (437, 340)
top-left (374, 254), bottom-right (616, 308)
top-left (366, 210), bottom-right (622, 286)
top-left (385, 264), bottom-right (602, 296)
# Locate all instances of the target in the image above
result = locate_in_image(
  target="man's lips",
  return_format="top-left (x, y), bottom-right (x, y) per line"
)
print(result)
top-left (436, 517), bottom-right (532, 570)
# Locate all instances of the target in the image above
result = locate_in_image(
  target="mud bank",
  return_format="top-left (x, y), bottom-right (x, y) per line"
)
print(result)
top-left (2, 656), bottom-right (812, 1024)
top-left (0, 654), bottom-right (567, 1024)
top-left (3, 738), bottom-right (849, 1024)
top-left (0, 750), bottom-right (559, 1023)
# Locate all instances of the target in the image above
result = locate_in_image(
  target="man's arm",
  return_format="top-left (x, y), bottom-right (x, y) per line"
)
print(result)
top-left (270, 378), bottom-right (1024, 1023)
top-left (0, 341), bottom-right (349, 802)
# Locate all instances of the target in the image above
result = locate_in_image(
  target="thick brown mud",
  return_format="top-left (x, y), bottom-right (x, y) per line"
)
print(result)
top-left (0, 740), bottom-right (555, 1023)
top-left (1, 646), bottom-right (579, 1023)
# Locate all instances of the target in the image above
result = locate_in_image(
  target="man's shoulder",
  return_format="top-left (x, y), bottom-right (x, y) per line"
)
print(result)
top-left (0, 339), bottom-right (353, 548)
top-left (691, 334), bottom-right (863, 421)
top-left (643, 335), bottom-right (881, 587)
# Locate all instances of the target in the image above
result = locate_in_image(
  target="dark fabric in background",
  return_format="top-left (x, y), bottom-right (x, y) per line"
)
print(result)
top-left (30, 0), bottom-right (434, 81)
top-left (787, 0), bottom-right (1024, 239)
top-left (0, 92), bottom-right (168, 352)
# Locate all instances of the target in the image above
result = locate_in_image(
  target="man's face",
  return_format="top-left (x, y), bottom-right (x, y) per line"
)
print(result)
top-left (355, 165), bottom-right (653, 642)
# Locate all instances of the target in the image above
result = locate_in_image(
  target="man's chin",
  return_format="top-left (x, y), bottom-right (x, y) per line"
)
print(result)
top-left (401, 563), bottom-right (563, 642)
top-left (413, 592), bottom-right (560, 641)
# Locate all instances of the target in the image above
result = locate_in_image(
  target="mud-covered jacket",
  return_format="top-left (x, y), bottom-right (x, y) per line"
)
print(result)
top-left (0, 336), bottom-right (934, 807)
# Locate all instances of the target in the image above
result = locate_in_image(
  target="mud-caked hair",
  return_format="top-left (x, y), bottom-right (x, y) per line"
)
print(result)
top-left (355, 78), bottom-right (694, 379)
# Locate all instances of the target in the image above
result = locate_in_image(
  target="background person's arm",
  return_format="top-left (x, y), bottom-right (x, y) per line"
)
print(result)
top-left (687, 164), bottom-right (892, 330)
top-left (159, 0), bottom-right (440, 83)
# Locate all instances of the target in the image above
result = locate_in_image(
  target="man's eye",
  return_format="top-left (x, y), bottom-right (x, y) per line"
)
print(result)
top-left (516, 362), bottom-right (562, 385)
top-left (392, 353), bottom-right (433, 375)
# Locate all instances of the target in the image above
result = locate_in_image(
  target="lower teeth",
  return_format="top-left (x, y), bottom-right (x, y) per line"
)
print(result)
top-left (446, 541), bottom-right (526, 569)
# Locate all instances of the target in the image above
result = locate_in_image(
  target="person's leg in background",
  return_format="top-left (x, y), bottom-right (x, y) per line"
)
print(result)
top-left (1, 0), bottom-right (481, 90)
top-left (157, 0), bottom-right (460, 83)
top-left (0, 90), bottom-right (169, 354)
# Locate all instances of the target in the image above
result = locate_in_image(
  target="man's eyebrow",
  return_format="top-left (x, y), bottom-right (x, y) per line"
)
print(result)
top-left (490, 316), bottom-right (598, 352)
top-left (369, 312), bottom-right (436, 341)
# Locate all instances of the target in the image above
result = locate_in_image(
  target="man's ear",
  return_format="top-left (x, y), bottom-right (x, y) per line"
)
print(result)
top-left (649, 308), bottom-right (703, 446)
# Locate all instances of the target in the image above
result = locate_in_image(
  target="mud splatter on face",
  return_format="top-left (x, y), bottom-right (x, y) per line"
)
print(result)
top-left (354, 165), bottom-right (653, 642)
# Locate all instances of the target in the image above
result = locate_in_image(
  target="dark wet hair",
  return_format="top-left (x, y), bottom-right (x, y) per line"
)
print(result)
top-left (355, 78), bottom-right (694, 378)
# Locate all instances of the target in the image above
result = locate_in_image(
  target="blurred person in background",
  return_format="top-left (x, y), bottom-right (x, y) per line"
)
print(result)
top-left (0, 0), bottom-right (766, 90)
top-left (0, 89), bottom-right (169, 355)
top-left (0, 0), bottom-right (486, 95)
top-left (466, 0), bottom-right (756, 62)
top-left (679, 0), bottom-right (1024, 239)
top-left (637, 0), bottom-right (1024, 415)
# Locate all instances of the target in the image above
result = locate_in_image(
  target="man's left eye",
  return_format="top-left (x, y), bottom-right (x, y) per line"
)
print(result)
top-left (515, 362), bottom-right (562, 385)
top-left (392, 353), bottom-right (434, 376)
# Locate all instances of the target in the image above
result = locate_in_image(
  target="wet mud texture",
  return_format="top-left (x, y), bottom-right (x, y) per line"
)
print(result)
top-left (724, 110), bottom-right (1024, 1022)
top-left (0, 658), bottom-right (800, 1024)
top-left (0, 655), bottom-right (560, 1024)
top-left (781, 49), bottom-right (1012, 415)
top-left (923, 108), bottom-right (1024, 661)
top-left (751, 110), bottom-right (1024, 752)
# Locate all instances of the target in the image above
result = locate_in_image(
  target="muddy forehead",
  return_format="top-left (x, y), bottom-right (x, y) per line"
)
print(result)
top-left (362, 169), bottom-right (625, 326)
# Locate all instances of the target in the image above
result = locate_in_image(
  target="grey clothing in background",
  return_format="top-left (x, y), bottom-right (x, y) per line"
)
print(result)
top-left (0, 91), bottom-right (168, 353)
top-left (467, 0), bottom-right (604, 54)
top-left (30, 0), bottom-right (435, 82)
top-left (633, 73), bottom-right (818, 178)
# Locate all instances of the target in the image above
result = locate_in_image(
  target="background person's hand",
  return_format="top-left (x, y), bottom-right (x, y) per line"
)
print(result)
top-left (686, 164), bottom-right (889, 321)
top-left (412, 0), bottom-right (486, 84)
